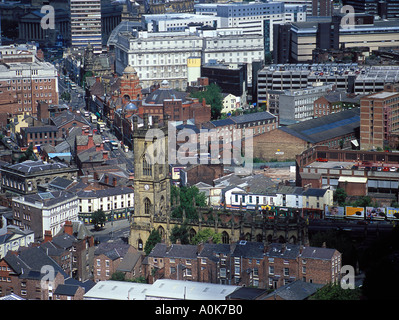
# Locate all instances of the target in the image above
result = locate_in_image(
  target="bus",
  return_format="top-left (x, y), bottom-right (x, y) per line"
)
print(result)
top-left (110, 140), bottom-right (118, 150)
top-left (97, 121), bottom-right (106, 133)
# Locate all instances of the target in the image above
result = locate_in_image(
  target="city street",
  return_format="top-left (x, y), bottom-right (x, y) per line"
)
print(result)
top-left (90, 218), bottom-right (131, 245)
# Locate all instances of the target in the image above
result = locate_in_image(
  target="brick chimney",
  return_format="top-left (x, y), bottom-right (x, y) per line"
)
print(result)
top-left (103, 151), bottom-right (108, 160)
top-left (43, 230), bottom-right (52, 243)
top-left (113, 177), bottom-right (117, 187)
top-left (64, 221), bottom-right (73, 236)
top-left (105, 175), bottom-right (109, 184)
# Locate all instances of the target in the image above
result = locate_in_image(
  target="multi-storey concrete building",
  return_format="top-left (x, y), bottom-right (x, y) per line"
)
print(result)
top-left (70, 0), bottom-right (102, 53)
top-left (257, 64), bottom-right (399, 107)
top-left (278, 82), bottom-right (335, 121)
top-left (290, 18), bottom-right (399, 62)
top-left (115, 26), bottom-right (264, 89)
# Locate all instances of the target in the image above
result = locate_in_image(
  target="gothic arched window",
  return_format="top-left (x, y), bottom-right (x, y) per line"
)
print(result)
top-left (142, 156), bottom-right (152, 176)
top-left (144, 198), bottom-right (151, 215)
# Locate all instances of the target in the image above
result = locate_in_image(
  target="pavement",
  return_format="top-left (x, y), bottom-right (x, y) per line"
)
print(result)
top-left (89, 218), bottom-right (131, 236)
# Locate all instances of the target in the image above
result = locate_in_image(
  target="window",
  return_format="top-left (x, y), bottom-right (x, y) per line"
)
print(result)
top-left (142, 156), bottom-right (152, 176)
top-left (269, 266), bottom-right (274, 275)
top-left (284, 268), bottom-right (289, 276)
top-left (234, 266), bottom-right (240, 275)
top-left (144, 198), bottom-right (151, 215)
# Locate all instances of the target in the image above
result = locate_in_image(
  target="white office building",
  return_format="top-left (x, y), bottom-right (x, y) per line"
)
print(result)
top-left (194, 1), bottom-right (307, 51)
top-left (143, 13), bottom-right (220, 32)
top-left (114, 26), bottom-right (264, 90)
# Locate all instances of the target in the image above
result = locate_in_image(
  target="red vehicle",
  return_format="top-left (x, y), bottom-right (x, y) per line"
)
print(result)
top-left (383, 167), bottom-right (389, 172)
top-left (316, 158), bottom-right (328, 162)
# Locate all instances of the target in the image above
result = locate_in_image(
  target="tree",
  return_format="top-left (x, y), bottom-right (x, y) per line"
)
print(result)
top-left (18, 144), bottom-right (36, 163)
top-left (190, 228), bottom-right (222, 245)
top-left (333, 188), bottom-right (347, 206)
top-left (144, 229), bottom-right (161, 255)
top-left (91, 209), bottom-right (106, 231)
top-left (309, 283), bottom-right (361, 300)
top-left (110, 271), bottom-right (125, 281)
top-left (170, 224), bottom-right (190, 245)
top-left (190, 83), bottom-right (223, 120)
top-left (171, 185), bottom-right (206, 220)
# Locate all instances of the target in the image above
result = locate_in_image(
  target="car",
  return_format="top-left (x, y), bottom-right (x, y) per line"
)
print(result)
top-left (332, 165), bottom-right (344, 169)
top-left (390, 167), bottom-right (397, 172)
top-left (371, 166), bottom-right (377, 171)
top-left (383, 167), bottom-right (389, 172)
top-left (316, 158), bottom-right (328, 162)
top-left (377, 167), bottom-right (382, 171)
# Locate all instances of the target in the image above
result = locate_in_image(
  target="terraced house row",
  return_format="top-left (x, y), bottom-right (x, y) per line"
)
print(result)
top-left (145, 240), bottom-right (342, 290)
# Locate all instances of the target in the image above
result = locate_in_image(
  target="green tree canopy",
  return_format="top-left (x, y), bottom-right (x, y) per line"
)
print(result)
top-left (171, 185), bottom-right (206, 220)
top-left (309, 282), bottom-right (361, 300)
top-left (170, 223), bottom-right (190, 245)
top-left (190, 83), bottom-right (223, 120)
top-left (110, 271), bottom-right (126, 281)
top-left (144, 229), bottom-right (162, 255)
top-left (91, 209), bottom-right (106, 231)
top-left (190, 228), bottom-right (222, 245)
top-left (333, 188), bottom-right (347, 206)
top-left (18, 144), bottom-right (36, 163)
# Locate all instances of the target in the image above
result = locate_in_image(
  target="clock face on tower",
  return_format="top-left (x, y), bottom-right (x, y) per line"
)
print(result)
top-left (144, 184), bottom-right (150, 190)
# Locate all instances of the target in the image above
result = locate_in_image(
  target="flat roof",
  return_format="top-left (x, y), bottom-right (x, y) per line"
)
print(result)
top-left (83, 281), bottom-right (152, 300)
top-left (369, 92), bottom-right (399, 99)
top-left (146, 279), bottom-right (240, 300)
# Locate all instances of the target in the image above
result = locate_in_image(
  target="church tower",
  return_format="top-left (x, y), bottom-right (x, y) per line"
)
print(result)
top-left (129, 114), bottom-right (170, 251)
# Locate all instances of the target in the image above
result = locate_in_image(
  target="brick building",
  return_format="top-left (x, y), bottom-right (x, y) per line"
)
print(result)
top-left (146, 241), bottom-right (342, 289)
top-left (253, 108), bottom-right (360, 161)
top-left (0, 45), bottom-right (59, 119)
top-left (93, 239), bottom-right (138, 282)
top-left (41, 220), bottom-right (95, 282)
top-left (180, 164), bottom-right (224, 187)
top-left (0, 246), bottom-right (67, 300)
top-left (314, 90), bottom-right (361, 119)
top-left (295, 145), bottom-right (399, 198)
top-left (20, 125), bottom-right (59, 147)
top-left (360, 91), bottom-right (399, 151)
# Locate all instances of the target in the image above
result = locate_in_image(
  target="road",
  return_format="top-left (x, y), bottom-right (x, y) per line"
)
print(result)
top-left (91, 218), bottom-right (131, 245)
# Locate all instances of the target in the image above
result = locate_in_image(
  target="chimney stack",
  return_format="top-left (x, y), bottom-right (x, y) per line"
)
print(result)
top-left (43, 230), bottom-right (52, 243)
top-left (113, 177), bottom-right (117, 187)
top-left (64, 221), bottom-right (73, 236)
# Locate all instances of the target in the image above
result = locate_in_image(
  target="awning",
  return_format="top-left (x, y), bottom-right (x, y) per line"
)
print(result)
top-left (338, 176), bottom-right (367, 183)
